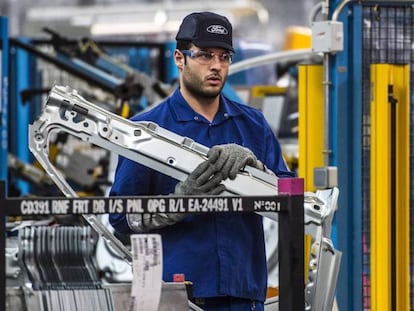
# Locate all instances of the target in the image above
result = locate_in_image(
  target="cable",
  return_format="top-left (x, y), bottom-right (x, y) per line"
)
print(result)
top-left (308, 1), bottom-right (324, 25)
top-left (332, 0), bottom-right (355, 21)
top-left (228, 49), bottom-right (321, 76)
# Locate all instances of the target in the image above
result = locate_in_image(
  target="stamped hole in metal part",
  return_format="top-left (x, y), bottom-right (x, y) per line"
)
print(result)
top-left (167, 157), bottom-right (176, 165)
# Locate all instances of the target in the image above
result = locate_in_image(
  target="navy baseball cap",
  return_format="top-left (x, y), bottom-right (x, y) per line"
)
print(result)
top-left (176, 12), bottom-right (234, 52)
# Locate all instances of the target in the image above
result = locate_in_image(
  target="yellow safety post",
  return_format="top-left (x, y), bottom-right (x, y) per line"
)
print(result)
top-left (282, 26), bottom-right (312, 50)
top-left (298, 64), bottom-right (324, 192)
top-left (370, 64), bottom-right (410, 311)
top-left (249, 85), bottom-right (287, 110)
top-left (120, 102), bottom-right (131, 118)
top-left (298, 64), bottom-right (324, 285)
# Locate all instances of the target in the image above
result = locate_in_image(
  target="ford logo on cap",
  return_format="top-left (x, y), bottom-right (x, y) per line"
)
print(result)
top-left (206, 25), bottom-right (228, 35)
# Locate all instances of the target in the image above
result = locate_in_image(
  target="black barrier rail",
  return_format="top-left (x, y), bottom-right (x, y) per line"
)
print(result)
top-left (0, 179), bottom-right (304, 311)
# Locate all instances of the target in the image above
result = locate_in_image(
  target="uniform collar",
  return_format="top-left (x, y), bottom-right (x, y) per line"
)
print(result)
top-left (170, 88), bottom-right (243, 122)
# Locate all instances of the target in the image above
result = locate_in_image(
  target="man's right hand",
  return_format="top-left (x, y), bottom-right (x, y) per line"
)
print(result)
top-left (175, 160), bottom-right (226, 195)
top-left (127, 160), bottom-right (225, 233)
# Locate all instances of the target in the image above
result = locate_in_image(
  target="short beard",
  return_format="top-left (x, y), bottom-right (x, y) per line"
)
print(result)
top-left (182, 68), bottom-right (225, 100)
top-left (185, 81), bottom-right (222, 100)
top-left (183, 79), bottom-right (224, 99)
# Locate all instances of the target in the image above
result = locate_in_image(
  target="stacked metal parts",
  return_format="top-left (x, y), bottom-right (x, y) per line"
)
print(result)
top-left (8, 225), bottom-right (114, 311)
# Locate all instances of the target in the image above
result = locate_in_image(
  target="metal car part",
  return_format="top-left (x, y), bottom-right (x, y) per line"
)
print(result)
top-left (265, 187), bottom-right (341, 311)
top-left (303, 188), bottom-right (341, 311)
top-left (6, 237), bottom-right (21, 280)
top-left (28, 84), bottom-right (281, 262)
top-left (29, 85), bottom-right (280, 199)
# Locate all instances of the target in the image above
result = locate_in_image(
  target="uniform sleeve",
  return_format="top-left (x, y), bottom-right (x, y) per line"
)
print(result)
top-left (109, 155), bottom-right (178, 234)
top-left (108, 156), bottom-right (152, 234)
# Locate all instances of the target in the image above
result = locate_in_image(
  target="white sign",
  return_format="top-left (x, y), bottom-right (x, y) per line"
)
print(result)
top-left (130, 234), bottom-right (163, 311)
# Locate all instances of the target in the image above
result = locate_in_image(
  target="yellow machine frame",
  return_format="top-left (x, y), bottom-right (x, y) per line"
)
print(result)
top-left (370, 64), bottom-right (410, 311)
top-left (298, 64), bottom-right (324, 192)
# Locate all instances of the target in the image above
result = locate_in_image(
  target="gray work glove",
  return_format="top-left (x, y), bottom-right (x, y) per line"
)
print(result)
top-left (207, 143), bottom-right (265, 180)
top-left (127, 161), bottom-right (225, 233)
top-left (174, 160), bottom-right (226, 195)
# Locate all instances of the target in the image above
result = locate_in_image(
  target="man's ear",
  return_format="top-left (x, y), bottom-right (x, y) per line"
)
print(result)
top-left (174, 50), bottom-right (184, 68)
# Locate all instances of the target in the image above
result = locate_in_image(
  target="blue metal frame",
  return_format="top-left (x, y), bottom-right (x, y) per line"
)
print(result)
top-left (333, 2), bottom-right (414, 309)
top-left (0, 17), bottom-right (8, 182)
top-left (164, 40), bottom-right (179, 84)
top-left (330, 1), bottom-right (363, 310)
top-left (9, 38), bottom-right (37, 195)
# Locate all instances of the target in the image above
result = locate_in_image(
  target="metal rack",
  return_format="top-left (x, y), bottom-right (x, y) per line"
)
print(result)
top-left (0, 178), bottom-right (304, 311)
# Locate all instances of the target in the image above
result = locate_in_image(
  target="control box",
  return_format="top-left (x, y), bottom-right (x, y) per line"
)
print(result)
top-left (312, 21), bottom-right (344, 53)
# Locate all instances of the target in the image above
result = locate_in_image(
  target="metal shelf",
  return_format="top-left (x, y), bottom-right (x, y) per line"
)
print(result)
top-left (0, 178), bottom-right (304, 311)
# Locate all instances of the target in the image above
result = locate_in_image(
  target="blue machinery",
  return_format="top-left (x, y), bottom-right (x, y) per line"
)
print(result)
top-left (0, 17), bottom-right (8, 182)
top-left (6, 29), bottom-right (177, 196)
top-left (330, 1), bottom-right (413, 310)
top-left (0, 16), bottom-right (7, 311)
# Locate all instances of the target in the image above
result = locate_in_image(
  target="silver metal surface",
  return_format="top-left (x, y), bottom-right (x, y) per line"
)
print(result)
top-left (104, 282), bottom-right (191, 311)
top-left (6, 237), bottom-right (21, 279)
top-left (303, 188), bottom-right (341, 311)
top-left (229, 49), bottom-right (320, 76)
top-left (28, 84), bottom-right (281, 264)
top-left (29, 85), bottom-right (279, 198)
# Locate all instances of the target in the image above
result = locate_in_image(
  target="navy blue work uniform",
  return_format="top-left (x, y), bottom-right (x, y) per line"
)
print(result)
top-left (109, 88), bottom-right (294, 310)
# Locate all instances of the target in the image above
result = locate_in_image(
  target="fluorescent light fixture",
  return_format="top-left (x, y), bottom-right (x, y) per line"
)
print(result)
top-left (154, 10), bottom-right (168, 26)
top-left (25, 0), bottom-right (268, 36)
top-left (91, 20), bottom-right (182, 36)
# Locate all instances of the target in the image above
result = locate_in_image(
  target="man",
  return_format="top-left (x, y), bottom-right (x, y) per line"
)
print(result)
top-left (109, 11), bottom-right (294, 311)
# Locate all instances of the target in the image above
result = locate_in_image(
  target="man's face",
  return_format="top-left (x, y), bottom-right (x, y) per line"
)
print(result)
top-left (180, 47), bottom-right (232, 100)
